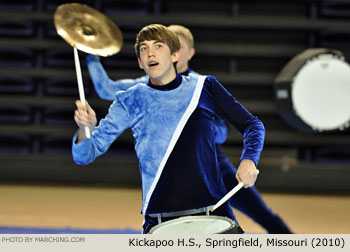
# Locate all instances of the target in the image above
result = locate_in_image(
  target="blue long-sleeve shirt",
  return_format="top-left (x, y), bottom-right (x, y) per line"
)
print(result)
top-left (86, 54), bottom-right (149, 100)
top-left (72, 73), bottom-right (265, 216)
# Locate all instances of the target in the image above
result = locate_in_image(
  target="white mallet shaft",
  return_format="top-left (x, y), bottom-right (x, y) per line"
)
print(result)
top-left (210, 182), bottom-right (244, 212)
top-left (73, 47), bottom-right (90, 138)
top-left (210, 170), bottom-right (260, 212)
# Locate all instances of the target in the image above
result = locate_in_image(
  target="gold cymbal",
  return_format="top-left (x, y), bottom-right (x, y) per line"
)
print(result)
top-left (54, 3), bottom-right (123, 56)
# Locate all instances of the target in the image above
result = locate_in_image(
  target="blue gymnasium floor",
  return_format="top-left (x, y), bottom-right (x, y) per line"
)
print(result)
top-left (0, 226), bottom-right (141, 234)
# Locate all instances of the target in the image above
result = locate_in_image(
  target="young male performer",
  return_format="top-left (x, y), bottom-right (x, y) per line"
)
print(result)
top-left (85, 25), bottom-right (292, 233)
top-left (73, 24), bottom-right (265, 233)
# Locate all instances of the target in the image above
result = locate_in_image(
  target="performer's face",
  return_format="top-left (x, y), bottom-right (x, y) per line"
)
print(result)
top-left (138, 40), bottom-right (179, 85)
top-left (176, 35), bottom-right (195, 74)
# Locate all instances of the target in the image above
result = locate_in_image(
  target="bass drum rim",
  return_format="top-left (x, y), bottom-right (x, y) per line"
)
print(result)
top-left (274, 48), bottom-right (350, 133)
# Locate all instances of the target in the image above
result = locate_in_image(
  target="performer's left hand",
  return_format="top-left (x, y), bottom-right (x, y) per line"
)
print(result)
top-left (236, 159), bottom-right (259, 188)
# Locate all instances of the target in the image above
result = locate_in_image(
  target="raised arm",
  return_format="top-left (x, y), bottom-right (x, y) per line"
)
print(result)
top-left (86, 54), bottom-right (148, 100)
top-left (72, 97), bottom-right (131, 165)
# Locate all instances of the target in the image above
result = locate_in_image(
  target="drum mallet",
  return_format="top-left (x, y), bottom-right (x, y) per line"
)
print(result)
top-left (210, 170), bottom-right (259, 212)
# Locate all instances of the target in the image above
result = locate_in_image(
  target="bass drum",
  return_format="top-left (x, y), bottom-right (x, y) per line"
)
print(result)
top-left (148, 215), bottom-right (242, 234)
top-left (274, 48), bottom-right (350, 133)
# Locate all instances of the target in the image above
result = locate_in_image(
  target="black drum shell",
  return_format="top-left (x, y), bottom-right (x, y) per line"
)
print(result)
top-left (274, 48), bottom-right (345, 133)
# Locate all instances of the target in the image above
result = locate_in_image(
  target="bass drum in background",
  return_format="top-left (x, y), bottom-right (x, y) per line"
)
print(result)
top-left (274, 48), bottom-right (350, 133)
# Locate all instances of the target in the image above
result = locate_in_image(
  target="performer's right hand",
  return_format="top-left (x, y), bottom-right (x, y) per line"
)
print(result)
top-left (74, 100), bottom-right (97, 141)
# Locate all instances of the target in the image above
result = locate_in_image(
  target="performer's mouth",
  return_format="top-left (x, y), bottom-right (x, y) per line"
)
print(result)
top-left (148, 61), bottom-right (159, 68)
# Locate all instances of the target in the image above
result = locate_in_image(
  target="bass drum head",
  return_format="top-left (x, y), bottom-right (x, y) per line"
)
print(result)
top-left (292, 55), bottom-right (350, 131)
top-left (149, 215), bottom-right (238, 234)
top-left (275, 48), bottom-right (350, 133)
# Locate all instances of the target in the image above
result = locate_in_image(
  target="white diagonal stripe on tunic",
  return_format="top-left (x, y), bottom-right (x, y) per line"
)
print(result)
top-left (142, 75), bottom-right (207, 214)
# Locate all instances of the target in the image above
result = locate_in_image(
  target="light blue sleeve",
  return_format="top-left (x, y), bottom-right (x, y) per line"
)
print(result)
top-left (86, 54), bottom-right (148, 101)
top-left (72, 96), bottom-right (131, 165)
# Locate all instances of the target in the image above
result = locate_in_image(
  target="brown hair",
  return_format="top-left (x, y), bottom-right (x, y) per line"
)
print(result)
top-left (168, 25), bottom-right (194, 49)
top-left (135, 24), bottom-right (180, 58)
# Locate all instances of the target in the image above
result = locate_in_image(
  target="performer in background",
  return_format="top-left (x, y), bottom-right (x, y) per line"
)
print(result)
top-left (85, 25), bottom-right (291, 234)
top-left (73, 24), bottom-right (264, 233)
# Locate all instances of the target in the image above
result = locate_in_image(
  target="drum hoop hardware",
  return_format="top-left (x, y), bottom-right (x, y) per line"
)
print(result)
top-left (149, 215), bottom-right (239, 234)
top-left (148, 205), bottom-right (214, 224)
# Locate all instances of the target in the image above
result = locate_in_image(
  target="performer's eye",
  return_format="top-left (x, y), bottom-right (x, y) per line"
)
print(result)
top-left (155, 43), bottom-right (163, 49)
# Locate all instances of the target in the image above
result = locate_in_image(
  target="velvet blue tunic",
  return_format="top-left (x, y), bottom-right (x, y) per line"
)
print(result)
top-left (73, 72), bottom-right (264, 216)
top-left (83, 55), bottom-right (293, 233)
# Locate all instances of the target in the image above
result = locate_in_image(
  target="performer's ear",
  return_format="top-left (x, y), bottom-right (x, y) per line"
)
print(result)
top-left (171, 50), bottom-right (180, 63)
top-left (138, 58), bottom-right (144, 69)
top-left (188, 48), bottom-right (195, 61)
